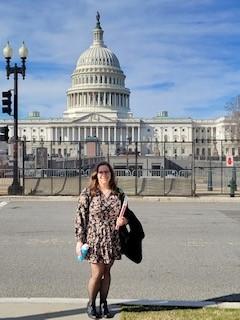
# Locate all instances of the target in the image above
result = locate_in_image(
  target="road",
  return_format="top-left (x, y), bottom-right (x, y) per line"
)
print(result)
top-left (0, 198), bottom-right (239, 301)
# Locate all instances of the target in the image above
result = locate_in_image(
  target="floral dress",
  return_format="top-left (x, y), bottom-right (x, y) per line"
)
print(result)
top-left (75, 187), bottom-right (122, 264)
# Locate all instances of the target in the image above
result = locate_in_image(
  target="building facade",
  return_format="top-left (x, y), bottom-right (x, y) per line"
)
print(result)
top-left (0, 14), bottom-right (238, 165)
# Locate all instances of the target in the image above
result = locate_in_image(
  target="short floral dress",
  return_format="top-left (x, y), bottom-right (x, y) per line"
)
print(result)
top-left (75, 187), bottom-right (122, 264)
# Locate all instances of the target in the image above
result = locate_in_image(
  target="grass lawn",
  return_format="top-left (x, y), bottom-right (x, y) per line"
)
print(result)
top-left (119, 306), bottom-right (240, 320)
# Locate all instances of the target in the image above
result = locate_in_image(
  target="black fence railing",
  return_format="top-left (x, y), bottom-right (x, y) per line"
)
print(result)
top-left (0, 139), bottom-right (239, 196)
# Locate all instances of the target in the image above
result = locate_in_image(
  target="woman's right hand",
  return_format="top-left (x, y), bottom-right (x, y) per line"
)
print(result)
top-left (76, 241), bottom-right (83, 256)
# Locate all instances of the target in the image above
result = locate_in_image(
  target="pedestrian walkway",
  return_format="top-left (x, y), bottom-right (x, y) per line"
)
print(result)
top-left (0, 298), bottom-right (240, 319)
top-left (0, 298), bottom-right (122, 320)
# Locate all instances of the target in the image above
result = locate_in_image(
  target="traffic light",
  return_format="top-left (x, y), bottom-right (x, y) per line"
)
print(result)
top-left (0, 126), bottom-right (9, 142)
top-left (2, 90), bottom-right (12, 115)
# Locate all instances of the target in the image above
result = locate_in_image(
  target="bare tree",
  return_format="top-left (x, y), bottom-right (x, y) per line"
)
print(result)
top-left (225, 95), bottom-right (240, 140)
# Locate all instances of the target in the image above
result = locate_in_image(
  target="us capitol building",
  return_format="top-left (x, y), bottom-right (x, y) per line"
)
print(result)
top-left (0, 13), bottom-right (238, 168)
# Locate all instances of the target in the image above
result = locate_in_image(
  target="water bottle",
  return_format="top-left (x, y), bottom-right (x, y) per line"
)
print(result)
top-left (77, 243), bottom-right (89, 262)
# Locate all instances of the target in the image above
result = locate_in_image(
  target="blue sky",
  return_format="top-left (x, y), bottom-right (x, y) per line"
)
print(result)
top-left (0, 0), bottom-right (240, 120)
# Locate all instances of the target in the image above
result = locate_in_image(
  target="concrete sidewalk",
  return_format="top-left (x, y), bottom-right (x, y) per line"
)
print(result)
top-left (0, 298), bottom-right (122, 320)
top-left (1, 298), bottom-right (240, 319)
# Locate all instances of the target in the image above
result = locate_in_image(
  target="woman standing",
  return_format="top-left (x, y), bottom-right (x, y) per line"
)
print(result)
top-left (75, 161), bottom-right (128, 319)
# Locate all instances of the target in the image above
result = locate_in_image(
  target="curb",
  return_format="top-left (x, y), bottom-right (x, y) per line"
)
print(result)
top-left (1, 195), bottom-right (240, 202)
top-left (0, 298), bottom-right (239, 309)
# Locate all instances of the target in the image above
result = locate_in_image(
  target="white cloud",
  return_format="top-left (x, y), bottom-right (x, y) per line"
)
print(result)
top-left (0, 0), bottom-right (240, 120)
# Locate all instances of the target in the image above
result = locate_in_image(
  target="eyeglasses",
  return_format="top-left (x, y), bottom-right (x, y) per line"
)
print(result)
top-left (98, 170), bottom-right (110, 175)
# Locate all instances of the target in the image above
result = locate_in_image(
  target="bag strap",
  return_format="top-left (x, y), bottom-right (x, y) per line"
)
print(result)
top-left (117, 187), bottom-right (125, 205)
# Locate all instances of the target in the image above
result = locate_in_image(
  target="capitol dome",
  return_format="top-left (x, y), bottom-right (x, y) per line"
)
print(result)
top-left (64, 12), bottom-right (131, 119)
top-left (77, 44), bottom-right (120, 69)
top-left (76, 12), bottom-right (120, 69)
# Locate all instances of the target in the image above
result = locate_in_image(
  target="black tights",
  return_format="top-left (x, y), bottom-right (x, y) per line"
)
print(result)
top-left (88, 262), bottom-right (113, 305)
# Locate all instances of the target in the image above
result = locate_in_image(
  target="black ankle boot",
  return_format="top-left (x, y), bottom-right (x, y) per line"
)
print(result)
top-left (87, 301), bottom-right (98, 319)
top-left (100, 300), bottom-right (113, 318)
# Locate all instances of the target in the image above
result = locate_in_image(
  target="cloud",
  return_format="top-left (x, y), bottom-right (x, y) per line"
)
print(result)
top-left (133, 82), bottom-right (175, 91)
top-left (0, 0), bottom-right (240, 121)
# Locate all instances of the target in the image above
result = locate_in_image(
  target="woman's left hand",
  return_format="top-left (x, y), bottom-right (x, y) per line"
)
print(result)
top-left (116, 216), bottom-right (128, 229)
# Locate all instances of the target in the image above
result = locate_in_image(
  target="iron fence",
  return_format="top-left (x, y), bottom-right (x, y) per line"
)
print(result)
top-left (0, 139), bottom-right (239, 196)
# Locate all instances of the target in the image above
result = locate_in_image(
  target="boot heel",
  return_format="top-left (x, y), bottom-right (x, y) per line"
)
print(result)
top-left (100, 300), bottom-right (113, 318)
top-left (87, 301), bottom-right (98, 319)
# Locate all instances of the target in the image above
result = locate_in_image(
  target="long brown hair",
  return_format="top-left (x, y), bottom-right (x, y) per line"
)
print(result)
top-left (88, 161), bottom-right (118, 196)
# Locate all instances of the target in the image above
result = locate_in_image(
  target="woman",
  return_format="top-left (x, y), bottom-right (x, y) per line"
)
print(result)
top-left (75, 161), bottom-right (128, 319)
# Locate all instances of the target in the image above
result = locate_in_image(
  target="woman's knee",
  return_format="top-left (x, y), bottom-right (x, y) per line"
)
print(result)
top-left (90, 263), bottom-right (105, 281)
top-left (103, 263), bottom-right (113, 277)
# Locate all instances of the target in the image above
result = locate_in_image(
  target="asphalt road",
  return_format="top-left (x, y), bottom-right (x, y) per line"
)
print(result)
top-left (0, 198), bottom-right (239, 301)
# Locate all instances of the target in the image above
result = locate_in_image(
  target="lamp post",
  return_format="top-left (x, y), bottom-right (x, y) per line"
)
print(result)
top-left (3, 41), bottom-right (28, 195)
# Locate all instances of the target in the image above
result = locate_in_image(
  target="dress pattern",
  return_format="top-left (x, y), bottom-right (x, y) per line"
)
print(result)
top-left (75, 187), bottom-right (122, 264)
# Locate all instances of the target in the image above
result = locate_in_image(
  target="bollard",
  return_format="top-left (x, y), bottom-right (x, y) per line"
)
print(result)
top-left (228, 179), bottom-right (235, 197)
top-left (207, 168), bottom-right (213, 191)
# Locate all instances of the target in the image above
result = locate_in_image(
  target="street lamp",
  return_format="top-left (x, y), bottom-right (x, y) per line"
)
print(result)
top-left (3, 41), bottom-right (28, 195)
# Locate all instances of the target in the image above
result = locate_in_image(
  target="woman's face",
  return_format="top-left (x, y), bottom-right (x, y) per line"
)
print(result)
top-left (97, 165), bottom-right (111, 187)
